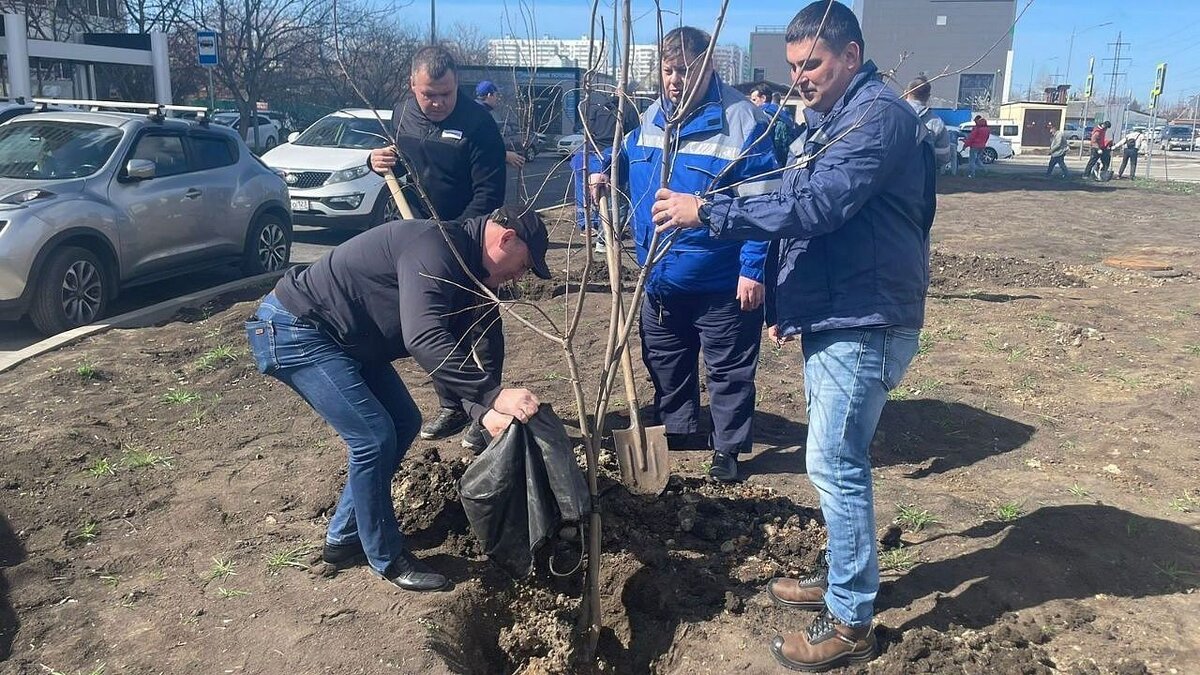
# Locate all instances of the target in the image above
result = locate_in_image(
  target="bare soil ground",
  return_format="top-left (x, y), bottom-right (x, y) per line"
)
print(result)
top-left (2, 174), bottom-right (1198, 675)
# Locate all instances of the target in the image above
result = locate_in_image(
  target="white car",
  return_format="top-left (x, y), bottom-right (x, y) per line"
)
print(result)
top-left (555, 133), bottom-right (585, 157)
top-left (261, 109), bottom-right (396, 231)
top-left (213, 112), bottom-right (280, 152)
top-left (958, 134), bottom-right (1014, 164)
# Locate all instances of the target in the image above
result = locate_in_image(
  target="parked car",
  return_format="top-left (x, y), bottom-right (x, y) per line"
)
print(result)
top-left (1159, 125), bottom-right (1196, 151)
top-left (507, 130), bottom-right (546, 161)
top-left (1062, 123), bottom-right (1083, 141)
top-left (555, 133), bottom-right (585, 157)
top-left (958, 134), bottom-right (1014, 163)
top-left (0, 108), bottom-right (292, 335)
top-left (959, 119), bottom-right (1022, 154)
top-left (262, 109), bottom-right (395, 231)
top-left (213, 112), bottom-right (280, 152)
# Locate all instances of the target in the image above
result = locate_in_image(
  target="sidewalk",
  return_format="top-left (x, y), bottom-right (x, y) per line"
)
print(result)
top-left (998, 150), bottom-right (1200, 183)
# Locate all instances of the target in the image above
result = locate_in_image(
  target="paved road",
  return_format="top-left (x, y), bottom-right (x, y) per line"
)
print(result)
top-left (995, 149), bottom-right (1200, 182)
top-left (0, 155), bottom-right (573, 355)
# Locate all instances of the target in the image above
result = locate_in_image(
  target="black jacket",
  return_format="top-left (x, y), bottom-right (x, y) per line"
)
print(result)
top-left (584, 93), bottom-right (640, 151)
top-left (389, 97), bottom-right (507, 220)
top-left (273, 217), bottom-right (503, 420)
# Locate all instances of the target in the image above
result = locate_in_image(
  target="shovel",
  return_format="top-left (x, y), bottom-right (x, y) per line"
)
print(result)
top-left (599, 194), bottom-right (669, 495)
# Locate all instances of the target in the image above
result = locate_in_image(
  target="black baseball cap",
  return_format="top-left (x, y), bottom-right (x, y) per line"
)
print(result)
top-left (491, 204), bottom-right (552, 280)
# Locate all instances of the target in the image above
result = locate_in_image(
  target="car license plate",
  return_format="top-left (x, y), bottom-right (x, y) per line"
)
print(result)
top-left (290, 199), bottom-right (310, 212)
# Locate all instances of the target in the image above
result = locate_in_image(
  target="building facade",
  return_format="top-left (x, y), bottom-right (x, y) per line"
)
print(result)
top-left (488, 37), bottom-right (746, 91)
top-left (749, 26), bottom-right (789, 85)
top-left (855, 0), bottom-right (1016, 109)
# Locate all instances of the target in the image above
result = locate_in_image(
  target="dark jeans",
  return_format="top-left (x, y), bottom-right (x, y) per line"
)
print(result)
top-left (246, 293), bottom-right (421, 574)
top-left (1118, 149), bottom-right (1139, 178)
top-left (639, 291), bottom-right (762, 454)
top-left (1046, 154), bottom-right (1069, 177)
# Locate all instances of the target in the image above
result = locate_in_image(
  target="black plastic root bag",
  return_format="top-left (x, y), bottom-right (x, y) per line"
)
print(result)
top-left (458, 405), bottom-right (590, 578)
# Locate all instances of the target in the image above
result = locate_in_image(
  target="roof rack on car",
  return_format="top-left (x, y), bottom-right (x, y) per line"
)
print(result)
top-left (30, 98), bottom-right (210, 126)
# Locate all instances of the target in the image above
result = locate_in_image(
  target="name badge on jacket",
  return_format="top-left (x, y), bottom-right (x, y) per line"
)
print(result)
top-left (441, 129), bottom-right (464, 141)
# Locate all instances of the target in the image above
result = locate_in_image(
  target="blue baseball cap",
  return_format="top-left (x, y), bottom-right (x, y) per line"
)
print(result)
top-left (475, 80), bottom-right (499, 98)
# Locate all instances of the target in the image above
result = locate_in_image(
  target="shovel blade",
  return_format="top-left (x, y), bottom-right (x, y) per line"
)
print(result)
top-left (613, 423), bottom-right (670, 496)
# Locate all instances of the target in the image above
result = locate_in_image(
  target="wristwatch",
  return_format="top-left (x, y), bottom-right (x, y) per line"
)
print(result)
top-left (697, 196), bottom-right (714, 225)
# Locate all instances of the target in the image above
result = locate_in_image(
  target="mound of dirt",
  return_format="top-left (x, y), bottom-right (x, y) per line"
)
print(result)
top-left (930, 250), bottom-right (1085, 290)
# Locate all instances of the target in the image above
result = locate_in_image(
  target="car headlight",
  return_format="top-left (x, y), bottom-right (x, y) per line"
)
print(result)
top-left (326, 193), bottom-right (365, 209)
top-left (326, 165), bottom-right (371, 185)
top-left (0, 189), bottom-right (55, 204)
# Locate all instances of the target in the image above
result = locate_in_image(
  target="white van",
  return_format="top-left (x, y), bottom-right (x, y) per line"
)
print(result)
top-left (262, 109), bottom-right (394, 231)
top-left (959, 118), bottom-right (1022, 155)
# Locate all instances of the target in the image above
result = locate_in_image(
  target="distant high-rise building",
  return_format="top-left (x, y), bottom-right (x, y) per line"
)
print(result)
top-left (749, 26), bottom-right (789, 86)
top-left (856, 0), bottom-right (1016, 108)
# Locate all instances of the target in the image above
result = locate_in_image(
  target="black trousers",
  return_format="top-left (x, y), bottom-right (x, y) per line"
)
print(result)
top-left (640, 291), bottom-right (762, 454)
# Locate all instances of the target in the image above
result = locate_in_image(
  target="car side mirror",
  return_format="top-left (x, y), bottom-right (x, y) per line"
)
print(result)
top-left (287, 132), bottom-right (299, 143)
top-left (125, 159), bottom-right (156, 181)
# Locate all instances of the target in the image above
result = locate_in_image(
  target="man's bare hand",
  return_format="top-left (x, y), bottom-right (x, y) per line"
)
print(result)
top-left (492, 387), bottom-right (541, 423)
top-left (482, 409), bottom-right (515, 437)
top-left (736, 276), bottom-right (765, 311)
top-left (505, 151), bottom-right (526, 170)
top-left (587, 172), bottom-right (609, 204)
top-left (651, 188), bottom-right (704, 232)
top-left (369, 146), bottom-right (398, 174)
top-left (767, 325), bottom-right (795, 346)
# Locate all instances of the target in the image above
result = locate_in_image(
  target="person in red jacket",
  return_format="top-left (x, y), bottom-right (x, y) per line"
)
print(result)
top-left (962, 115), bottom-right (990, 178)
top-left (1084, 121), bottom-right (1112, 179)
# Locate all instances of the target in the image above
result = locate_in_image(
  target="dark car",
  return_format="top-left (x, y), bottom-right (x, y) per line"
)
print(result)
top-left (1159, 125), bottom-right (1197, 151)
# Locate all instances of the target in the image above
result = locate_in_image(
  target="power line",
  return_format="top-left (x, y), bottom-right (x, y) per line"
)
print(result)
top-left (1103, 31), bottom-right (1131, 103)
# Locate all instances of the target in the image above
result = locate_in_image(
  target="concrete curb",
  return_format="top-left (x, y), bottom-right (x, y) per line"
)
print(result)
top-left (0, 271), bottom-right (284, 375)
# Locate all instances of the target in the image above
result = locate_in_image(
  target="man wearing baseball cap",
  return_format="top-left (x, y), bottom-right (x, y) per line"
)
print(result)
top-left (245, 204), bottom-right (551, 593)
top-left (475, 79), bottom-right (527, 170)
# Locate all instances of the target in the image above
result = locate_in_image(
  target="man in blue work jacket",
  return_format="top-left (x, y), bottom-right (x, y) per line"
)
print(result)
top-left (591, 26), bottom-right (779, 483)
top-left (652, 2), bottom-right (935, 670)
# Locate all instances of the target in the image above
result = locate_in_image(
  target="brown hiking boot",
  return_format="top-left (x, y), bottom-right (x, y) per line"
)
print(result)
top-left (770, 608), bottom-right (877, 672)
top-left (767, 563), bottom-right (827, 610)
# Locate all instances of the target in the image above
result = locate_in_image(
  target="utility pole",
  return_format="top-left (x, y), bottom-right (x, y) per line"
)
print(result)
top-left (430, 0), bottom-right (436, 44)
top-left (1103, 32), bottom-right (1131, 105)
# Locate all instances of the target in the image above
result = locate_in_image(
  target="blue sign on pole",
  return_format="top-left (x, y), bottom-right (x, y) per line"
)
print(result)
top-left (197, 30), bottom-right (219, 67)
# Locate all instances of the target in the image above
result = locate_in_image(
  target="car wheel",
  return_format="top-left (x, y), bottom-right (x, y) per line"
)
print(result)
top-left (264, 136), bottom-right (277, 151)
top-left (242, 213), bottom-right (291, 275)
top-left (524, 146), bottom-right (537, 162)
top-left (371, 190), bottom-right (401, 228)
top-left (982, 147), bottom-right (998, 163)
top-left (29, 246), bottom-right (109, 335)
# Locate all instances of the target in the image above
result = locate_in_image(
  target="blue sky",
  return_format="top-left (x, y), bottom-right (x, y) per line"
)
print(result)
top-left (426, 0), bottom-right (1200, 106)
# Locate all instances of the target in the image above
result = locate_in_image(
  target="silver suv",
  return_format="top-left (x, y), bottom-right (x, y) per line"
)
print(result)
top-left (0, 108), bottom-right (292, 334)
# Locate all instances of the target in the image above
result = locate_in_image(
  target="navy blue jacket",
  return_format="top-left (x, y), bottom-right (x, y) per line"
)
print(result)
top-left (615, 75), bottom-right (777, 296)
top-left (704, 62), bottom-right (934, 335)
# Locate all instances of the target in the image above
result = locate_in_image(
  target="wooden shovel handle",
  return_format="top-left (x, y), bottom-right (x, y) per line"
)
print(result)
top-left (599, 194), bottom-right (644, 433)
top-left (383, 171), bottom-right (415, 220)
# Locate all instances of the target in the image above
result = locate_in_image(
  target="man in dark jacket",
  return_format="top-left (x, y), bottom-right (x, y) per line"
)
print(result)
top-left (652, 3), bottom-right (932, 670)
top-left (369, 46), bottom-right (508, 449)
top-left (475, 79), bottom-right (527, 170)
top-left (245, 205), bottom-right (551, 593)
top-left (572, 90), bottom-right (640, 251)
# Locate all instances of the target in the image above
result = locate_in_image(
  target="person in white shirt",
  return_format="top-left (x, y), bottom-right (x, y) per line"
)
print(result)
top-left (1117, 128), bottom-right (1146, 180)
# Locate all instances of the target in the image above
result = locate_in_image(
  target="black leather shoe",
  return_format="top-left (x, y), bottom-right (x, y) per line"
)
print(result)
top-left (420, 407), bottom-right (470, 440)
top-left (322, 540), bottom-right (366, 569)
top-left (460, 420), bottom-right (490, 454)
top-left (708, 451), bottom-right (739, 482)
top-left (374, 550), bottom-right (450, 592)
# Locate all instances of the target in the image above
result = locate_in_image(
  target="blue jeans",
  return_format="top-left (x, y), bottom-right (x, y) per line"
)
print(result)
top-left (801, 326), bottom-right (920, 626)
top-left (572, 149), bottom-right (603, 232)
top-left (968, 148), bottom-right (983, 176)
top-left (245, 293), bottom-right (422, 574)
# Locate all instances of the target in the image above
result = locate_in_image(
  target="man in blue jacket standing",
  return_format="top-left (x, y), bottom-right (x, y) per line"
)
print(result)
top-left (592, 26), bottom-right (778, 482)
top-left (652, 2), bottom-right (934, 670)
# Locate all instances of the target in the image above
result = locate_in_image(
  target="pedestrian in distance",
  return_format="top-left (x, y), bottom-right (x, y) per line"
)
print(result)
top-left (589, 26), bottom-right (779, 484)
top-left (1046, 121), bottom-right (1070, 179)
top-left (475, 79), bottom-right (528, 171)
top-left (652, 2), bottom-right (934, 670)
top-left (368, 46), bottom-right (508, 453)
top-left (1117, 126), bottom-right (1146, 180)
top-left (571, 89), bottom-right (640, 253)
top-left (245, 204), bottom-right (552, 594)
top-left (1083, 120), bottom-right (1112, 180)
top-left (903, 75), bottom-right (953, 174)
top-left (962, 115), bottom-right (990, 178)
top-left (750, 82), bottom-right (800, 166)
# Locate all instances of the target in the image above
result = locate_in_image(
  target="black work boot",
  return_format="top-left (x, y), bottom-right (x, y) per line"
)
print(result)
top-left (420, 407), bottom-right (470, 440)
top-left (770, 607), bottom-right (877, 672)
top-left (322, 540), bottom-right (367, 569)
top-left (373, 550), bottom-right (450, 592)
top-left (767, 556), bottom-right (828, 610)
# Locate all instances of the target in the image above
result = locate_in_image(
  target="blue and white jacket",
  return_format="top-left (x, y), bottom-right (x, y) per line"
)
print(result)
top-left (614, 75), bottom-right (779, 296)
